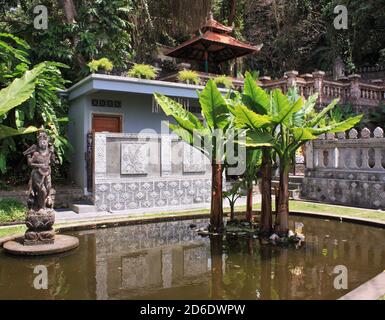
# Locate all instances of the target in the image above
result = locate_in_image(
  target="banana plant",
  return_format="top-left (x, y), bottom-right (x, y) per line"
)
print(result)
top-left (244, 149), bottom-right (262, 222)
top-left (240, 72), bottom-right (275, 236)
top-left (234, 82), bottom-right (363, 236)
top-left (154, 80), bottom-right (231, 232)
top-left (0, 63), bottom-right (46, 140)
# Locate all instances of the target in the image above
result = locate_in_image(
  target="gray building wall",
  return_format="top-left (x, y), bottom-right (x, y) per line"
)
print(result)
top-left (68, 96), bottom-right (87, 190)
top-left (68, 90), bottom-right (200, 193)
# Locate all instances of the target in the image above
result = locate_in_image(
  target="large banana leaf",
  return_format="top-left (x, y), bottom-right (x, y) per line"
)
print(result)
top-left (307, 98), bottom-right (339, 127)
top-left (272, 89), bottom-right (303, 125)
top-left (0, 124), bottom-right (38, 140)
top-left (154, 93), bottom-right (204, 130)
top-left (198, 80), bottom-right (229, 129)
top-left (292, 115), bottom-right (363, 142)
top-left (0, 63), bottom-right (46, 117)
top-left (309, 115), bottom-right (363, 135)
top-left (242, 72), bottom-right (270, 115)
top-left (242, 131), bottom-right (275, 148)
top-left (233, 103), bottom-right (271, 129)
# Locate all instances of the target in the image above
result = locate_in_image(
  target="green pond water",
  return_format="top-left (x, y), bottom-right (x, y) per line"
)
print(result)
top-left (0, 215), bottom-right (384, 300)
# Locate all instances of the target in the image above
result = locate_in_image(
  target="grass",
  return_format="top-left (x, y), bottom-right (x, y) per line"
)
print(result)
top-left (0, 225), bottom-right (25, 238)
top-left (0, 198), bottom-right (25, 223)
top-left (288, 200), bottom-right (385, 221)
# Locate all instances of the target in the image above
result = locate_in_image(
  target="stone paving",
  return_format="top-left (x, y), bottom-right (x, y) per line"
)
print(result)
top-left (55, 195), bottom-right (262, 224)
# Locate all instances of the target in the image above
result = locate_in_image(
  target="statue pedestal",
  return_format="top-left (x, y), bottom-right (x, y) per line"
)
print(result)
top-left (3, 235), bottom-right (79, 256)
top-left (24, 209), bottom-right (56, 245)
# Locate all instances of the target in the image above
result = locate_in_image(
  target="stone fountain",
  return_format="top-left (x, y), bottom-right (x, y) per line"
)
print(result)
top-left (3, 130), bottom-right (79, 256)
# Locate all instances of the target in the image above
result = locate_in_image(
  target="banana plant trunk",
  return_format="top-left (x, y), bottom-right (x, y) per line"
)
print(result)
top-left (230, 202), bottom-right (235, 221)
top-left (246, 185), bottom-right (253, 222)
top-left (274, 163), bottom-right (290, 236)
top-left (260, 148), bottom-right (273, 236)
top-left (210, 162), bottom-right (224, 233)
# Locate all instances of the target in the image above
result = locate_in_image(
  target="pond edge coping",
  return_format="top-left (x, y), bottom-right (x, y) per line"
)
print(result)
top-left (1, 209), bottom-right (385, 300)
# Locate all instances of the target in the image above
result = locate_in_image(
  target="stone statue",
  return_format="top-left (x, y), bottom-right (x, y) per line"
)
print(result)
top-left (23, 130), bottom-right (56, 245)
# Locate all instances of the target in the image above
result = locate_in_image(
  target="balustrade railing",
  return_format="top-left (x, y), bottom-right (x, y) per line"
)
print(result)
top-left (302, 127), bottom-right (385, 209)
top-left (159, 69), bottom-right (385, 110)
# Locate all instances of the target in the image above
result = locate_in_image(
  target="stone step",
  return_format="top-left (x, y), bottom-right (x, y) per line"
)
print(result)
top-left (271, 181), bottom-right (302, 190)
top-left (71, 202), bottom-right (97, 214)
top-left (288, 175), bottom-right (304, 183)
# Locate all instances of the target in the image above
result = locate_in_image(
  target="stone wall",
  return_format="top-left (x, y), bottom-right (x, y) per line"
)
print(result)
top-left (301, 127), bottom-right (385, 209)
top-left (0, 185), bottom-right (85, 208)
top-left (92, 132), bottom-right (212, 212)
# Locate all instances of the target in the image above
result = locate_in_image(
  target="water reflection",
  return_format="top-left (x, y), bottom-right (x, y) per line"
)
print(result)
top-left (0, 216), bottom-right (384, 300)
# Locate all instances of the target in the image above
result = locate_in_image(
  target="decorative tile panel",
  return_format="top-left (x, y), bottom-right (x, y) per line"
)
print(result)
top-left (95, 134), bottom-right (107, 174)
top-left (95, 178), bottom-right (211, 211)
top-left (183, 144), bottom-right (206, 173)
top-left (121, 143), bottom-right (148, 175)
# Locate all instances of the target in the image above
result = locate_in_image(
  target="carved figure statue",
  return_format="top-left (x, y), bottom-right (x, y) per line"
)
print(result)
top-left (23, 130), bottom-right (57, 245)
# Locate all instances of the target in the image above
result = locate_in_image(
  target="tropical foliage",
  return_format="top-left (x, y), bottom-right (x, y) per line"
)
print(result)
top-left (128, 63), bottom-right (157, 80)
top-left (214, 75), bottom-right (234, 89)
top-left (0, 33), bottom-right (69, 179)
top-left (155, 80), bottom-right (235, 232)
top-left (88, 58), bottom-right (114, 73)
top-left (1, 1), bottom-right (383, 79)
top-left (177, 69), bottom-right (200, 85)
top-left (233, 74), bottom-right (362, 235)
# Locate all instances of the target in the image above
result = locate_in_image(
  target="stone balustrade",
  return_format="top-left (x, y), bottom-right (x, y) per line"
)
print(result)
top-left (159, 69), bottom-right (385, 111)
top-left (301, 127), bottom-right (385, 209)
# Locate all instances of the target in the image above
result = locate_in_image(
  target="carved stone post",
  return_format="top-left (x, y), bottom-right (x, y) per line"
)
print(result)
top-left (348, 74), bottom-right (362, 112)
top-left (312, 71), bottom-right (325, 108)
top-left (285, 70), bottom-right (298, 89)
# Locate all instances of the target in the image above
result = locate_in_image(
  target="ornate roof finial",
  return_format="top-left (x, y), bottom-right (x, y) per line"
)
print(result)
top-left (208, 11), bottom-right (213, 20)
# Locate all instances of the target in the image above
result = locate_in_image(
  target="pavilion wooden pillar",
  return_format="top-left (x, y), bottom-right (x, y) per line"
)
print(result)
top-left (204, 51), bottom-right (209, 73)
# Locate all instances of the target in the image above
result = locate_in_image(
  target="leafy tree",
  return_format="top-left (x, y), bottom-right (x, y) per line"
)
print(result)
top-left (155, 80), bottom-right (234, 232)
top-left (0, 64), bottom-right (46, 140)
top-left (233, 72), bottom-right (275, 236)
top-left (234, 81), bottom-right (362, 236)
top-left (223, 179), bottom-right (244, 221)
top-left (0, 33), bottom-right (69, 178)
top-left (1, 0), bottom-right (134, 81)
top-left (243, 149), bottom-right (261, 222)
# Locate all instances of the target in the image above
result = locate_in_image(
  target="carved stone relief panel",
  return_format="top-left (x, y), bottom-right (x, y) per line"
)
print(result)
top-left (183, 144), bottom-right (206, 173)
top-left (121, 143), bottom-right (148, 175)
top-left (95, 134), bottom-right (107, 174)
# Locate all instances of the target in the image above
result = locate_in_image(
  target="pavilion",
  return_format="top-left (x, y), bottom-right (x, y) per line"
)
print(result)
top-left (162, 12), bottom-right (262, 80)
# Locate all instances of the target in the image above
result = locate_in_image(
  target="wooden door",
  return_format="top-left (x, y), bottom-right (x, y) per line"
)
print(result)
top-left (92, 114), bottom-right (122, 133)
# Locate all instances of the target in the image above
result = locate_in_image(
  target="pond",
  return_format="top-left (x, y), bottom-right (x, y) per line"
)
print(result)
top-left (0, 215), bottom-right (384, 300)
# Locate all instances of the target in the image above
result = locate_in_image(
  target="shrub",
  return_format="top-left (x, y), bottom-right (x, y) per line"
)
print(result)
top-left (127, 64), bottom-right (157, 80)
top-left (88, 58), bottom-right (114, 73)
top-left (177, 69), bottom-right (200, 85)
top-left (0, 198), bottom-right (26, 223)
top-left (213, 75), bottom-right (234, 89)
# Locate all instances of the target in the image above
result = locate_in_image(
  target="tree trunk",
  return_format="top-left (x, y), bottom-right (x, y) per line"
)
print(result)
top-left (60, 0), bottom-right (86, 68)
top-left (260, 148), bottom-right (272, 236)
top-left (209, 162), bottom-right (224, 233)
top-left (61, 0), bottom-right (77, 23)
top-left (274, 163), bottom-right (290, 236)
top-left (246, 184), bottom-right (253, 222)
top-left (230, 202), bottom-right (235, 221)
top-left (228, 0), bottom-right (237, 26)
